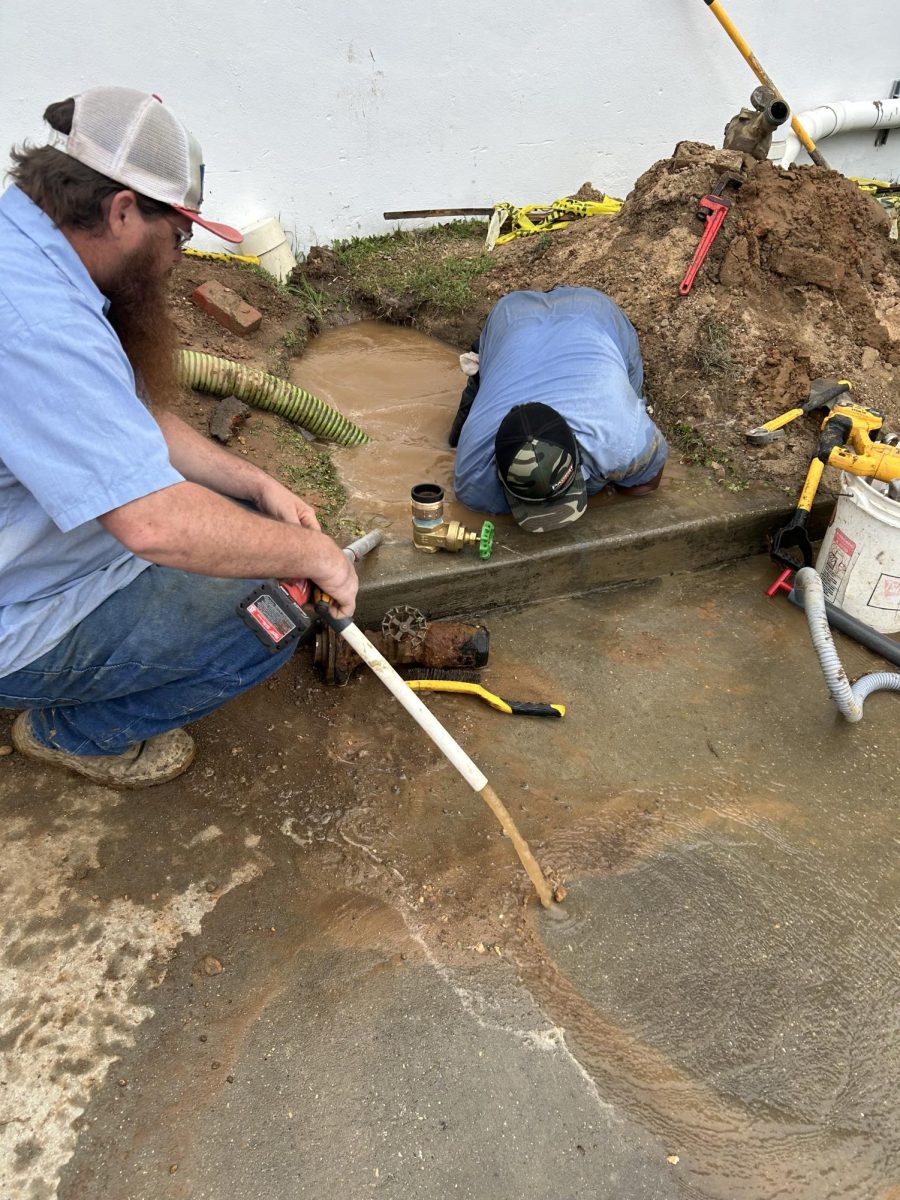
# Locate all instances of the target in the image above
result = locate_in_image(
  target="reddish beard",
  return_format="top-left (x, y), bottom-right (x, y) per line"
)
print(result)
top-left (102, 237), bottom-right (181, 408)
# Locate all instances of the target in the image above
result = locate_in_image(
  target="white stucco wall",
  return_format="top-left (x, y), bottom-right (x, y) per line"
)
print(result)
top-left (3, 1), bottom-right (899, 251)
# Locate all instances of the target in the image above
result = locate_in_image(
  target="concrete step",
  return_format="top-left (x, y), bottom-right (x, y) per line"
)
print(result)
top-left (350, 467), bottom-right (832, 623)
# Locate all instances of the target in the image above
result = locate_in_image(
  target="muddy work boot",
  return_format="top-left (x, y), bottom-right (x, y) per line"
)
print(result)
top-left (11, 713), bottom-right (195, 788)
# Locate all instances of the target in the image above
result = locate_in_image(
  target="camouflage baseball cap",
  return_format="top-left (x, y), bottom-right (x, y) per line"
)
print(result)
top-left (494, 403), bottom-right (587, 533)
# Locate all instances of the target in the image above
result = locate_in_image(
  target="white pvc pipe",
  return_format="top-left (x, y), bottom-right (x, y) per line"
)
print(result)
top-left (338, 620), bottom-right (489, 790)
top-left (239, 216), bottom-right (297, 282)
top-left (343, 528), bottom-right (384, 564)
top-left (770, 99), bottom-right (900, 168)
top-left (337, 617), bottom-right (561, 910)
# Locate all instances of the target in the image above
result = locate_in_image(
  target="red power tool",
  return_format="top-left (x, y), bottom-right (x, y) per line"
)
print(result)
top-left (237, 529), bottom-right (384, 651)
top-left (238, 578), bottom-right (315, 650)
top-left (678, 172), bottom-right (743, 297)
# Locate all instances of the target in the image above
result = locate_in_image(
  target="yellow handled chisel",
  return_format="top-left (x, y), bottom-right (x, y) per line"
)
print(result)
top-left (405, 675), bottom-right (565, 718)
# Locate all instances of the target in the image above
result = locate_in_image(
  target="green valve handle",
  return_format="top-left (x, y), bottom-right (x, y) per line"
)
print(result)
top-left (478, 521), bottom-right (494, 561)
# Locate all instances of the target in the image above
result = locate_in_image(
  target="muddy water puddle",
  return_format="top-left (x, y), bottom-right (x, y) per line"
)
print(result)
top-left (293, 321), bottom-right (507, 528)
top-left (292, 320), bottom-right (698, 533)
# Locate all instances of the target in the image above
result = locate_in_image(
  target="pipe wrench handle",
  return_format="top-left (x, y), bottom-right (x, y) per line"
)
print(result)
top-left (678, 197), bottom-right (731, 296)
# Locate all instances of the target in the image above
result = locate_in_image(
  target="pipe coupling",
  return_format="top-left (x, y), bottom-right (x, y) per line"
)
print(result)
top-left (410, 483), bottom-right (494, 558)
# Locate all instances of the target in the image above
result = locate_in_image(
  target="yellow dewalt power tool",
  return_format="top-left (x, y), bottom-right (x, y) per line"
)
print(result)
top-left (747, 378), bottom-right (900, 569)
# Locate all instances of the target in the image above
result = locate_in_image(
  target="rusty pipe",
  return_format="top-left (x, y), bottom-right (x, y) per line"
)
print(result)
top-left (315, 616), bottom-right (490, 686)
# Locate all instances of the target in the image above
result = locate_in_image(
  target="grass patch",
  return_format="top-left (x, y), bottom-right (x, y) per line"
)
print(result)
top-left (273, 428), bottom-right (363, 539)
top-left (285, 274), bottom-right (331, 324)
top-left (671, 422), bottom-right (747, 491)
top-left (232, 260), bottom-right (335, 327)
top-left (331, 220), bottom-right (492, 316)
top-left (267, 327), bottom-right (311, 380)
top-left (695, 318), bottom-right (737, 378)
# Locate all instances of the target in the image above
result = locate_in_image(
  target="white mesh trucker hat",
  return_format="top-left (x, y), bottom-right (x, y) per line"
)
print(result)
top-left (57, 87), bottom-right (242, 243)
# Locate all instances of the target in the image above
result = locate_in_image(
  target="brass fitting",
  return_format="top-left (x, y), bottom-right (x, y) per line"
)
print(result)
top-left (410, 483), bottom-right (493, 558)
top-left (723, 86), bottom-right (790, 162)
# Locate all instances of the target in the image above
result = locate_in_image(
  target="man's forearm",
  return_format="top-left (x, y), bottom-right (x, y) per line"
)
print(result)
top-left (99, 481), bottom-right (355, 605)
top-left (155, 407), bottom-right (271, 501)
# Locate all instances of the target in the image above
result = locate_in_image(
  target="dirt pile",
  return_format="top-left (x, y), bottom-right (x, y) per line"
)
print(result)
top-left (483, 143), bottom-right (900, 487)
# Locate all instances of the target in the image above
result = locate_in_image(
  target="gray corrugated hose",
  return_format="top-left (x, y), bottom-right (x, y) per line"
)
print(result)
top-left (794, 567), bottom-right (900, 722)
top-left (179, 350), bottom-right (369, 446)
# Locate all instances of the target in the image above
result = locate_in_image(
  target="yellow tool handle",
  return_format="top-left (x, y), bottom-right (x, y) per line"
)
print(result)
top-left (797, 457), bottom-right (826, 513)
top-left (763, 408), bottom-right (806, 436)
top-left (747, 404), bottom-right (809, 446)
top-left (406, 679), bottom-right (565, 718)
top-left (703, 0), bottom-right (829, 168)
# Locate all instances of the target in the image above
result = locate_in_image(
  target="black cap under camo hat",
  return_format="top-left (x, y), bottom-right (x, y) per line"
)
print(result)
top-left (494, 403), bottom-right (587, 533)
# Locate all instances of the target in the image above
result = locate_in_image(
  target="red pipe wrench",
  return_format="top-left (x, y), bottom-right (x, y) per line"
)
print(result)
top-left (678, 173), bottom-right (743, 297)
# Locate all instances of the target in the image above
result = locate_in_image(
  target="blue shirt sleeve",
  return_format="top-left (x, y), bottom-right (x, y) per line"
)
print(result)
top-left (0, 316), bottom-right (184, 532)
top-left (453, 422), bottom-right (510, 514)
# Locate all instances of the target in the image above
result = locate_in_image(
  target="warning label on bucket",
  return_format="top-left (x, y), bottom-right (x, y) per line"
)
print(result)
top-left (867, 573), bottom-right (900, 612)
top-left (820, 528), bottom-right (856, 602)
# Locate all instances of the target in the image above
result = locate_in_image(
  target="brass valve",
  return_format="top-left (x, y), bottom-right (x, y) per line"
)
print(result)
top-left (410, 483), bottom-right (494, 558)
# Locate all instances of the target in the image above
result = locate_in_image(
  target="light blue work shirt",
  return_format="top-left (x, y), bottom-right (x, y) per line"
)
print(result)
top-left (0, 186), bottom-right (184, 677)
top-left (453, 287), bottom-right (667, 513)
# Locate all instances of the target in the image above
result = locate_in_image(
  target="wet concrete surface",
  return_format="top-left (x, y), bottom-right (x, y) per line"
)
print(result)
top-left (2, 556), bottom-right (899, 1199)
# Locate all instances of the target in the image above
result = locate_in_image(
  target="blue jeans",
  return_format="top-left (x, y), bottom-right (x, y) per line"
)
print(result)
top-left (0, 566), bottom-right (296, 756)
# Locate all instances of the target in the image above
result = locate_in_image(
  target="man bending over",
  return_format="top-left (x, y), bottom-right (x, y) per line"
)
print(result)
top-left (451, 287), bottom-right (667, 532)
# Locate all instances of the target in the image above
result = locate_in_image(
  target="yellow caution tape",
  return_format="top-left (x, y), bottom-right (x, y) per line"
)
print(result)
top-left (489, 194), bottom-right (623, 246)
top-left (850, 177), bottom-right (894, 191)
top-left (183, 248), bottom-right (261, 265)
top-left (850, 177), bottom-right (900, 210)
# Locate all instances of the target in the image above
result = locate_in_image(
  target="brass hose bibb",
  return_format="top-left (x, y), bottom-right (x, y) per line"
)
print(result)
top-left (410, 483), bottom-right (493, 558)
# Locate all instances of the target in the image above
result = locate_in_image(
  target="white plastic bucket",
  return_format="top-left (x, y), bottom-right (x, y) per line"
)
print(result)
top-left (815, 473), bottom-right (900, 633)
top-left (239, 216), bottom-right (297, 283)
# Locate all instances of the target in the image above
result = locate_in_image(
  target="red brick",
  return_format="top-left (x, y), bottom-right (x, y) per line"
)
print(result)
top-left (192, 280), bottom-right (262, 336)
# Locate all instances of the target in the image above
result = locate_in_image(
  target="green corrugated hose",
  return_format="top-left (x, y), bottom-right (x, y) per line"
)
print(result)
top-left (178, 350), bottom-right (370, 446)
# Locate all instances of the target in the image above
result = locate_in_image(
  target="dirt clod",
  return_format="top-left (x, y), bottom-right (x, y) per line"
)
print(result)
top-left (209, 395), bottom-right (250, 444)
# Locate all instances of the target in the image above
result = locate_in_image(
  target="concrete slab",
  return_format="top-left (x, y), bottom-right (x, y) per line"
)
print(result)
top-left (58, 888), bottom-right (672, 1200)
top-left (3, 557), bottom-right (898, 1200)
top-left (352, 473), bottom-right (832, 624)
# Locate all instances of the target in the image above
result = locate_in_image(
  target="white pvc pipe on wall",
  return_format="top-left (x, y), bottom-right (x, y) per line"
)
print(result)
top-left (770, 99), bottom-right (900, 168)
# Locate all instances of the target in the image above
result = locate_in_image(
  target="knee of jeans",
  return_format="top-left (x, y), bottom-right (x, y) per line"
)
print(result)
top-left (153, 572), bottom-right (305, 675)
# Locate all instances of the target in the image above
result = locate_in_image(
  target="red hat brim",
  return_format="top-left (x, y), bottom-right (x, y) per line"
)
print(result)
top-left (173, 205), bottom-right (243, 244)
